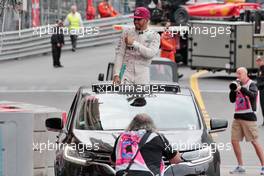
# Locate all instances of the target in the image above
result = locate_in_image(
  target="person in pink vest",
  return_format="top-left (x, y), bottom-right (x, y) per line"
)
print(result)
top-left (111, 113), bottom-right (182, 176)
top-left (229, 67), bottom-right (264, 175)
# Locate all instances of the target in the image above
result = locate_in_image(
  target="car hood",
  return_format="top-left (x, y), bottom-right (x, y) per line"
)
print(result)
top-left (73, 129), bottom-right (207, 152)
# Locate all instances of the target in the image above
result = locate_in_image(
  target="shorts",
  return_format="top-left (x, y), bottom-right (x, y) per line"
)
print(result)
top-left (231, 119), bottom-right (258, 142)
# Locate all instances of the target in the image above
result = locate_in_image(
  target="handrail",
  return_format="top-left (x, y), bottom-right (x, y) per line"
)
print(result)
top-left (0, 15), bottom-right (133, 61)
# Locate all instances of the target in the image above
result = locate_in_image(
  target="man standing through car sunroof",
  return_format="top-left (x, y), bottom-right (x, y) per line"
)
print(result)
top-left (113, 7), bottom-right (160, 84)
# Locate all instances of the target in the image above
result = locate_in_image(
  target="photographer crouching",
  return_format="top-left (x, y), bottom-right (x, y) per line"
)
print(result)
top-left (229, 67), bottom-right (264, 175)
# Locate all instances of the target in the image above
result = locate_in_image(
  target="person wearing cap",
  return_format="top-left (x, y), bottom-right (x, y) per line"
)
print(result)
top-left (256, 55), bottom-right (264, 126)
top-left (113, 7), bottom-right (160, 84)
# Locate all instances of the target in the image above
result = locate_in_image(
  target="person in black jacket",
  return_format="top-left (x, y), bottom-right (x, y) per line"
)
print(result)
top-left (256, 56), bottom-right (264, 126)
top-left (229, 67), bottom-right (264, 175)
top-left (51, 20), bottom-right (65, 68)
top-left (111, 113), bottom-right (182, 176)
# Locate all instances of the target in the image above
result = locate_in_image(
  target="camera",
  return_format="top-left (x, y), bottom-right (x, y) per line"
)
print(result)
top-left (229, 79), bottom-right (241, 91)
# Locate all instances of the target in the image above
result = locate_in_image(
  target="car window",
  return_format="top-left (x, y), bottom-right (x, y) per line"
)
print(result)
top-left (150, 64), bottom-right (173, 82)
top-left (107, 60), bottom-right (175, 82)
top-left (75, 94), bottom-right (201, 131)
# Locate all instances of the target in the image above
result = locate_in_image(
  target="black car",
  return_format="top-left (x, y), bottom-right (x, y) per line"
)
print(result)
top-left (98, 57), bottom-right (179, 83)
top-left (46, 83), bottom-right (227, 176)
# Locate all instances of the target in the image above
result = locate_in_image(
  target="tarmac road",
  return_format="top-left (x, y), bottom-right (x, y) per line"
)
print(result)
top-left (0, 44), bottom-right (263, 175)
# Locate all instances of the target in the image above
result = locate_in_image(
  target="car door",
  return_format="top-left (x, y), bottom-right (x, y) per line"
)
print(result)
top-left (106, 62), bottom-right (114, 81)
top-left (105, 61), bottom-right (179, 82)
top-left (54, 88), bottom-right (84, 174)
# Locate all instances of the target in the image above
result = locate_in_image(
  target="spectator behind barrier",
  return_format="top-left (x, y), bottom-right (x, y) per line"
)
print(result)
top-left (98, 0), bottom-right (119, 18)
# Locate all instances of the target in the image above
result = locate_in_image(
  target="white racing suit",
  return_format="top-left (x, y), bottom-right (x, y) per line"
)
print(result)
top-left (113, 28), bottom-right (160, 84)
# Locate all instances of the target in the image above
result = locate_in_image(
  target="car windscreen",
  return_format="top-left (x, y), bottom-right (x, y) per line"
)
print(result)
top-left (75, 94), bottom-right (201, 131)
top-left (150, 64), bottom-right (173, 82)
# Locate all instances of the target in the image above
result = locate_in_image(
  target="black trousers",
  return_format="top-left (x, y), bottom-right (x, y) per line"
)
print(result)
top-left (70, 35), bottom-right (78, 49)
top-left (52, 44), bottom-right (61, 66)
top-left (260, 90), bottom-right (264, 122)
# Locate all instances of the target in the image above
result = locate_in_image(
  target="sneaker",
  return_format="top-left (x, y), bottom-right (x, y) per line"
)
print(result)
top-left (230, 166), bottom-right (246, 174)
top-left (261, 167), bottom-right (264, 175)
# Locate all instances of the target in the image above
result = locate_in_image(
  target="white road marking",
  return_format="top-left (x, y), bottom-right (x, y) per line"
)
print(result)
top-left (200, 90), bottom-right (229, 93)
top-left (0, 89), bottom-right (77, 93)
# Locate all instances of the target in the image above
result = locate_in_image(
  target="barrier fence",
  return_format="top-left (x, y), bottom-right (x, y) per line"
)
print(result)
top-left (0, 15), bottom-right (132, 61)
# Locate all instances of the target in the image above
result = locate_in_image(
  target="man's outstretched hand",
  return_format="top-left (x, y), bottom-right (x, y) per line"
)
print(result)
top-left (113, 75), bottom-right (121, 84)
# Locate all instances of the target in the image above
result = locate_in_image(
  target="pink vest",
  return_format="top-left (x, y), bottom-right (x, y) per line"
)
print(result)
top-left (235, 79), bottom-right (256, 113)
top-left (115, 131), bottom-right (165, 175)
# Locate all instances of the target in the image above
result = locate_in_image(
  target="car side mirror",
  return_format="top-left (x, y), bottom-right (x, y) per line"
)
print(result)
top-left (209, 119), bottom-right (228, 133)
top-left (98, 73), bottom-right (104, 81)
top-left (45, 118), bottom-right (63, 132)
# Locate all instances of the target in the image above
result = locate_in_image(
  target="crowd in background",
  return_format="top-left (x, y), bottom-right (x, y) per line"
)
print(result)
top-left (0, 0), bottom-right (135, 32)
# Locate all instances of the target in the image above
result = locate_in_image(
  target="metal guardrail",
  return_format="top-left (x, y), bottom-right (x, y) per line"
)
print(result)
top-left (0, 15), bottom-right (133, 61)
